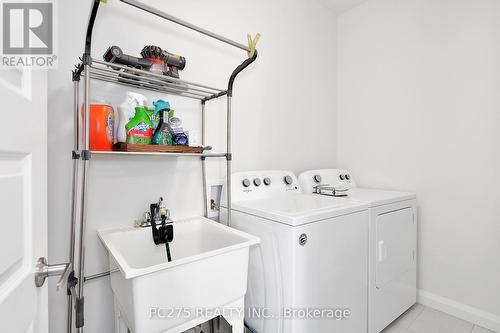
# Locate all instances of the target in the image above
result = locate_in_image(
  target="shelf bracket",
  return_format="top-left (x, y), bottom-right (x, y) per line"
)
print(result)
top-left (66, 271), bottom-right (77, 296)
top-left (72, 63), bottom-right (83, 82)
top-left (81, 150), bottom-right (91, 160)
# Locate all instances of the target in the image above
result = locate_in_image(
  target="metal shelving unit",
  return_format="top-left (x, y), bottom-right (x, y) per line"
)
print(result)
top-left (67, 0), bottom-right (258, 332)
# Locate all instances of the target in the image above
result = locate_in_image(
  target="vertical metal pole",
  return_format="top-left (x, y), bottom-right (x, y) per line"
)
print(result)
top-left (76, 64), bottom-right (91, 333)
top-left (68, 80), bottom-right (80, 333)
top-left (226, 96), bottom-right (232, 226)
top-left (201, 102), bottom-right (208, 218)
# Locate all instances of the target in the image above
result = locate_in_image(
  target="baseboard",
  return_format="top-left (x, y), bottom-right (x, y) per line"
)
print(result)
top-left (418, 289), bottom-right (500, 332)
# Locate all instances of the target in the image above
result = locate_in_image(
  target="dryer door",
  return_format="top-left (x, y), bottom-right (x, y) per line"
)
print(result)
top-left (375, 208), bottom-right (415, 287)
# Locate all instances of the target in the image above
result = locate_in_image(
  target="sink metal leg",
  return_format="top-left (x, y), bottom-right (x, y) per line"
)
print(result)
top-left (221, 297), bottom-right (245, 333)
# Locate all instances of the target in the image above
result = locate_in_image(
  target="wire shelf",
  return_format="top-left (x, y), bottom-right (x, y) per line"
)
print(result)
top-left (84, 58), bottom-right (228, 101)
top-left (90, 151), bottom-right (228, 158)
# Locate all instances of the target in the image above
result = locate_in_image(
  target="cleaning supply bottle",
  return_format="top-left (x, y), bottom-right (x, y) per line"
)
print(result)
top-left (145, 106), bottom-right (160, 132)
top-left (125, 105), bottom-right (153, 144)
top-left (116, 92), bottom-right (147, 143)
top-left (168, 117), bottom-right (188, 146)
top-left (152, 100), bottom-right (173, 146)
top-left (86, 103), bottom-right (115, 151)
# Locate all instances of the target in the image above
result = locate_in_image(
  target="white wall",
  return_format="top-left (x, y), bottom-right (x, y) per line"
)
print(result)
top-left (48, 1), bottom-right (337, 332)
top-left (337, 0), bottom-right (500, 330)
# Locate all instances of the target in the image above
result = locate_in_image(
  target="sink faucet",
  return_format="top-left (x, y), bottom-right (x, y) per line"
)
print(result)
top-left (313, 185), bottom-right (349, 197)
top-left (149, 197), bottom-right (174, 245)
top-left (142, 197), bottom-right (174, 261)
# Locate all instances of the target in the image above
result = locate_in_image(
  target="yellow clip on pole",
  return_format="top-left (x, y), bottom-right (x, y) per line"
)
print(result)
top-left (247, 33), bottom-right (261, 58)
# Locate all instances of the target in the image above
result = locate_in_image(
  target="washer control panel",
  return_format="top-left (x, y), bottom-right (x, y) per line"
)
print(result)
top-left (228, 170), bottom-right (300, 202)
top-left (298, 169), bottom-right (356, 194)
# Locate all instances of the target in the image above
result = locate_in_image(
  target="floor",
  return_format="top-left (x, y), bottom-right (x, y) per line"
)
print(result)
top-left (382, 304), bottom-right (496, 333)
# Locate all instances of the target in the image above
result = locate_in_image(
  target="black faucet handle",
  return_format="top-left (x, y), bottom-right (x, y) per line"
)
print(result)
top-left (159, 224), bottom-right (174, 243)
top-left (150, 203), bottom-right (159, 222)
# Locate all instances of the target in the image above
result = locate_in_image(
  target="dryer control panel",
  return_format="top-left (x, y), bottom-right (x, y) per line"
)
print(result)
top-left (298, 169), bottom-right (356, 194)
top-left (225, 170), bottom-right (300, 202)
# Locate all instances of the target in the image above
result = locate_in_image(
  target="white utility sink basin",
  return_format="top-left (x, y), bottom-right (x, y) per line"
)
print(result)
top-left (98, 217), bottom-right (259, 333)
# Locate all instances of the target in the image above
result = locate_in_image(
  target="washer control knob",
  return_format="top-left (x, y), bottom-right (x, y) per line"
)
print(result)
top-left (339, 174), bottom-right (345, 180)
top-left (313, 175), bottom-right (322, 183)
top-left (253, 178), bottom-right (262, 186)
top-left (242, 179), bottom-right (251, 188)
top-left (284, 175), bottom-right (293, 185)
top-left (263, 177), bottom-right (271, 186)
top-left (345, 174), bottom-right (351, 180)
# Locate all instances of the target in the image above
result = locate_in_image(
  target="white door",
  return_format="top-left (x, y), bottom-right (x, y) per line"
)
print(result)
top-left (0, 68), bottom-right (48, 332)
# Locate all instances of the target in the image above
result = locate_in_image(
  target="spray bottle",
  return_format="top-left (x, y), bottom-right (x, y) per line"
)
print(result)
top-left (116, 92), bottom-right (147, 143)
top-left (126, 104), bottom-right (153, 144)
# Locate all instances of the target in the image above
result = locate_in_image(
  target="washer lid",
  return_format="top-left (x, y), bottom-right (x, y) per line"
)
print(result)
top-left (231, 192), bottom-right (368, 226)
top-left (346, 188), bottom-right (416, 207)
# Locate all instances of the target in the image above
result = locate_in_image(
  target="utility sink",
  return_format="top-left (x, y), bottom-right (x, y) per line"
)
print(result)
top-left (98, 217), bottom-right (259, 333)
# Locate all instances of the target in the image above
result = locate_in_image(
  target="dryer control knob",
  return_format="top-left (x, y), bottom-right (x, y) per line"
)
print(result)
top-left (242, 179), bottom-right (251, 188)
top-left (339, 174), bottom-right (345, 180)
top-left (345, 174), bottom-right (351, 180)
top-left (253, 178), bottom-right (262, 186)
top-left (263, 177), bottom-right (271, 186)
top-left (284, 175), bottom-right (293, 185)
top-left (313, 175), bottom-right (322, 183)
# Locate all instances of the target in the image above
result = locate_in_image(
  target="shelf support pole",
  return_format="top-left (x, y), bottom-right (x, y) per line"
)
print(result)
top-left (226, 96), bottom-right (232, 226)
top-left (75, 63), bottom-right (91, 332)
top-left (224, 50), bottom-right (258, 227)
top-left (201, 101), bottom-right (208, 218)
top-left (68, 77), bottom-right (81, 333)
top-left (84, 0), bottom-right (101, 58)
top-left (120, 0), bottom-right (250, 52)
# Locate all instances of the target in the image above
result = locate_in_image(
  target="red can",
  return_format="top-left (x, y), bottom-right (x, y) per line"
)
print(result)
top-left (82, 104), bottom-right (115, 151)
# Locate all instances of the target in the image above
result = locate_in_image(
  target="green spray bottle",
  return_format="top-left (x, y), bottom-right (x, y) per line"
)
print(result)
top-left (125, 105), bottom-right (153, 144)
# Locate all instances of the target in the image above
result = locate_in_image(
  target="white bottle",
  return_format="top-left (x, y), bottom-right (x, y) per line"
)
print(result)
top-left (116, 92), bottom-right (147, 143)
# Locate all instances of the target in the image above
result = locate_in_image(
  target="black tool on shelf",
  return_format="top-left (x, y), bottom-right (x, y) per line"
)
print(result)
top-left (163, 50), bottom-right (186, 79)
top-left (141, 45), bottom-right (186, 79)
top-left (103, 45), bottom-right (153, 71)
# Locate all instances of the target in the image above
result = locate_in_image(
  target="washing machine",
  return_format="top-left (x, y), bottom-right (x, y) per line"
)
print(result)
top-left (298, 169), bottom-right (417, 333)
top-left (220, 170), bottom-right (369, 333)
